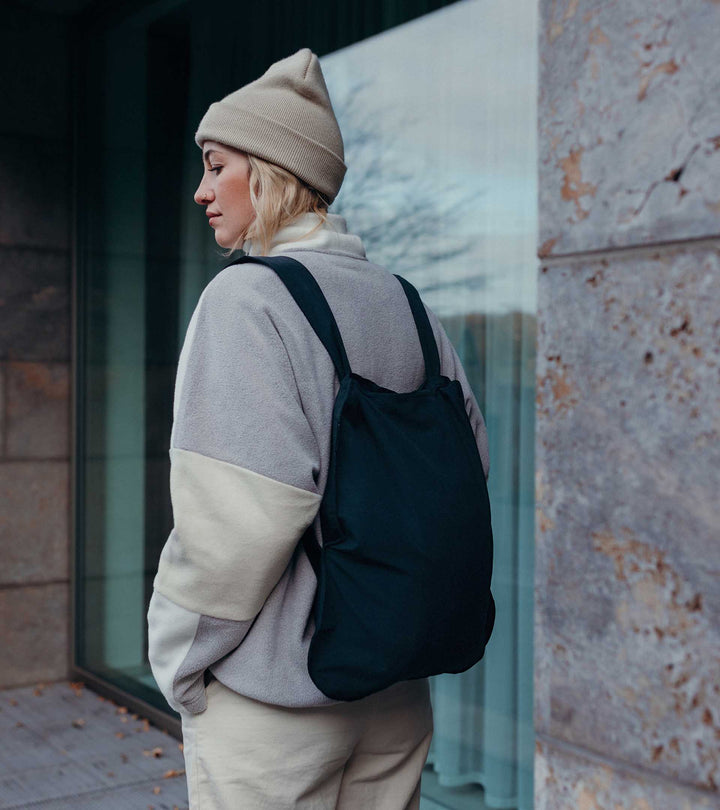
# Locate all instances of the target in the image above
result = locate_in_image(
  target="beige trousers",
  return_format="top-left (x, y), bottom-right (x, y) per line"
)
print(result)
top-left (180, 676), bottom-right (433, 809)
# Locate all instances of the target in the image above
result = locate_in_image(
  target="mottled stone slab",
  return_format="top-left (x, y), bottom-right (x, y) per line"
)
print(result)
top-left (0, 584), bottom-right (69, 686)
top-left (535, 737), bottom-right (719, 810)
top-left (535, 244), bottom-right (720, 791)
top-left (0, 247), bottom-right (70, 362)
top-left (5, 363), bottom-right (70, 458)
top-left (0, 134), bottom-right (71, 251)
top-left (0, 461), bottom-right (68, 585)
top-left (0, 364), bottom-right (4, 456)
top-left (0, 6), bottom-right (70, 141)
top-left (538, 0), bottom-right (720, 256)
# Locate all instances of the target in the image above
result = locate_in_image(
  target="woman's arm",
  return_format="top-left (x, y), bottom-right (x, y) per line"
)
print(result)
top-left (148, 265), bottom-right (321, 715)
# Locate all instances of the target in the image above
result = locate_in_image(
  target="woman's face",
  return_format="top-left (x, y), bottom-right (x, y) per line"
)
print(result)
top-left (194, 141), bottom-right (255, 248)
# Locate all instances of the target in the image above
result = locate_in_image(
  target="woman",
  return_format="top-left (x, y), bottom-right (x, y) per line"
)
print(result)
top-left (147, 47), bottom-right (490, 809)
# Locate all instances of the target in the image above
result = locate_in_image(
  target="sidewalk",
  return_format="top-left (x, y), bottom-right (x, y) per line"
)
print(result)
top-left (0, 680), bottom-right (468, 810)
top-left (0, 680), bottom-right (188, 809)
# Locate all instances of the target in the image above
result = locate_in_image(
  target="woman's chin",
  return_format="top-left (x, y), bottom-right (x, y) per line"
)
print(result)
top-left (214, 229), bottom-right (241, 250)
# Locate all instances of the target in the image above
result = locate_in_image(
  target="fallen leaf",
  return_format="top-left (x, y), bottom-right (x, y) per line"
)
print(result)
top-left (16, 721), bottom-right (24, 728)
top-left (72, 718), bottom-right (86, 729)
top-left (163, 768), bottom-right (185, 779)
top-left (152, 786), bottom-right (161, 795)
top-left (143, 747), bottom-right (164, 758)
top-left (121, 754), bottom-right (129, 763)
top-left (178, 743), bottom-right (184, 753)
top-left (116, 706), bottom-right (128, 715)
top-left (69, 681), bottom-right (85, 696)
top-left (142, 719), bottom-right (151, 731)
top-left (115, 732), bottom-right (125, 739)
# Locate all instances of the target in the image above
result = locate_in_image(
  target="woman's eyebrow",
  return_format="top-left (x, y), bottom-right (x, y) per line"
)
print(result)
top-left (203, 148), bottom-right (220, 163)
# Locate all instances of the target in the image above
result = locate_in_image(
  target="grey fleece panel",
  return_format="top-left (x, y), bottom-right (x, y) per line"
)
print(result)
top-left (171, 260), bottom-right (320, 493)
top-left (172, 614), bottom-right (254, 714)
top-left (172, 247), bottom-right (492, 708)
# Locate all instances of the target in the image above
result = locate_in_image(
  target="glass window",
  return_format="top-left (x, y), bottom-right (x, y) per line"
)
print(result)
top-left (75, 1), bottom-right (536, 806)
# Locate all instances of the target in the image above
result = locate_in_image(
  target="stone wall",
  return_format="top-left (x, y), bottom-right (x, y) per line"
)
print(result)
top-left (535, 0), bottom-right (720, 806)
top-left (0, 6), bottom-right (73, 687)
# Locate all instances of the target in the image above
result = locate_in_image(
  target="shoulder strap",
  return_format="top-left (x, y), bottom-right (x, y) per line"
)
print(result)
top-left (225, 254), bottom-right (352, 379)
top-left (393, 275), bottom-right (441, 379)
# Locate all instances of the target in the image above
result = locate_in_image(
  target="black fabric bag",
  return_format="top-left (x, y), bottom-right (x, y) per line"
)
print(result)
top-left (227, 253), bottom-right (495, 701)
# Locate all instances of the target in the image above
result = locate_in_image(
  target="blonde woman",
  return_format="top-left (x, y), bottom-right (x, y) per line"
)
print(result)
top-left (147, 47), bottom-right (491, 809)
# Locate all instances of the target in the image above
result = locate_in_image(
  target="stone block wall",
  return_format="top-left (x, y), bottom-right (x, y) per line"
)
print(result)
top-left (0, 6), bottom-right (73, 687)
top-left (536, 0), bottom-right (720, 806)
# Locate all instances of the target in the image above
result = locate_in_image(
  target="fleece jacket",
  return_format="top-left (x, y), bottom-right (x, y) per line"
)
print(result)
top-left (147, 211), bottom-right (490, 715)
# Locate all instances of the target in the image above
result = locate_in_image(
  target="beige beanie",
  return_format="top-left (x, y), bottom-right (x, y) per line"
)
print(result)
top-left (194, 48), bottom-right (346, 205)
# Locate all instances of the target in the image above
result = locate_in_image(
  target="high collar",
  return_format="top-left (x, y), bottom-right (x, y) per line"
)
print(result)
top-left (242, 212), bottom-right (367, 260)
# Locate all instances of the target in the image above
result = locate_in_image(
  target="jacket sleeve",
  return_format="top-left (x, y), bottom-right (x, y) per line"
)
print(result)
top-left (423, 302), bottom-right (491, 481)
top-left (147, 265), bottom-right (322, 716)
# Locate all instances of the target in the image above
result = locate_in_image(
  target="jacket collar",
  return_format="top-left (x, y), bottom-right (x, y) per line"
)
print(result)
top-left (242, 212), bottom-right (367, 260)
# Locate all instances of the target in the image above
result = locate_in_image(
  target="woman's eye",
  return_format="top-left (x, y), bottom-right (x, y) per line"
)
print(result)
top-left (210, 166), bottom-right (222, 174)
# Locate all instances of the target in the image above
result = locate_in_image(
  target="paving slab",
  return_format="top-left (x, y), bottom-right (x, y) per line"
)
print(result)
top-left (0, 680), bottom-right (188, 810)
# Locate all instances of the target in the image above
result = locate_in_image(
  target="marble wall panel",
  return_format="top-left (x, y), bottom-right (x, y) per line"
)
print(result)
top-left (0, 134), bottom-right (71, 251)
top-left (0, 583), bottom-right (69, 687)
top-left (0, 246), bottom-right (71, 362)
top-left (535, 737), bottom-right (719, 810)
top-left (0, 461), bottom-right (69, 585)
top-left (0, 363), bottom-right (4, 455)
top-left (5, 362), bottom-right (70, 458)
top-left (538, 0), bottom-right (720, 257)
top-left (535, 243), bottom-right (720, 791)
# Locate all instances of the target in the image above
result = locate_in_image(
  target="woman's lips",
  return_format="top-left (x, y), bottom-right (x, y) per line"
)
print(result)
top-left (209, 215), bottom-right (221, 225)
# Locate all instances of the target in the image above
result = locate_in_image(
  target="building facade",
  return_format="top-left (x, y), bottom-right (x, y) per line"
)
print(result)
top-left (0, 0), bottom-right (717, 808)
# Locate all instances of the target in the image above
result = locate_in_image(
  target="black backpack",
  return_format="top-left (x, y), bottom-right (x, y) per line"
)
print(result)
top-left (226, 254), bottom-right (495, 701)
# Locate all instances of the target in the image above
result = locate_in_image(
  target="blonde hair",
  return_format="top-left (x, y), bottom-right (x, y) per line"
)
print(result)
top-left (221, 152), bottom-right (329, 257)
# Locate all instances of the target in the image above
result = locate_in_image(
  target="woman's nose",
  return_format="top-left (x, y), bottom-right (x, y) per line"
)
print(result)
top-left (194, 179), bottom-right (213, 205)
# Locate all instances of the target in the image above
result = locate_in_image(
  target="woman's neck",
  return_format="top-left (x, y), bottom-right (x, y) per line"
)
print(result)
top-left (243, 212), bottom-right (367, 259)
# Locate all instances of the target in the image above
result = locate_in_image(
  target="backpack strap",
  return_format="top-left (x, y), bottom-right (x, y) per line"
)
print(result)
top-left (223, 253), bottom-right (345, 577)
top-left (393, 275), bottom-right (441, 380)
top-left (224, 254), bottom-right (352, 380)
